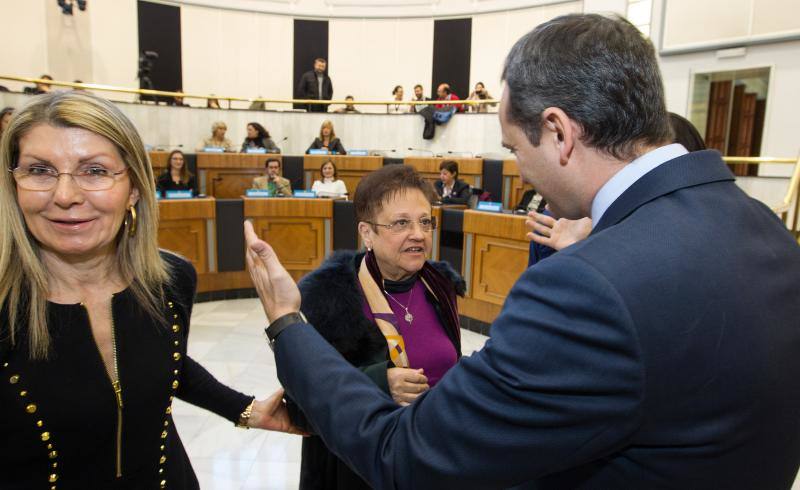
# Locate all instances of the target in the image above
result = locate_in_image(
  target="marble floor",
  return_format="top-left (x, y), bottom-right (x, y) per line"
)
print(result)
top-left (178, 298), bottom-right (800, 490)
top-left (175, 298), bottom-right (489, 489)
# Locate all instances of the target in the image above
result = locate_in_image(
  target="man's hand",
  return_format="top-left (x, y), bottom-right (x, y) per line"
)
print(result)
top-left (248, 388), bottom-right (308, 435)
top-left (525, 211), bottom-right (592, 251)
top-left (244, 220), bottom-right (301, 322)
top-left (387, 368), bottom-right (429, 406)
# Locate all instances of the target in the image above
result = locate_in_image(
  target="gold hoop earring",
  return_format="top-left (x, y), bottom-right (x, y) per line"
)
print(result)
top-left (126, 206), bottom-right (137, 237)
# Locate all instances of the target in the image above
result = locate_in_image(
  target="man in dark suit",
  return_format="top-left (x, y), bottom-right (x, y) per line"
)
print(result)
top-left (246, 13), bottom-right (800, 490)
top-left (296, 57), bottom-right (333, 112)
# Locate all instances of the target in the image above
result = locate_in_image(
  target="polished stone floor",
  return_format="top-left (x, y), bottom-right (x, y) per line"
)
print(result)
top-left (177, 298), bottom-right (800, 489)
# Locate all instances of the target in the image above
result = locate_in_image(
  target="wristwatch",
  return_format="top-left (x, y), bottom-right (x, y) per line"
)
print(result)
top-left (265, 311), bottom-right (308, 351)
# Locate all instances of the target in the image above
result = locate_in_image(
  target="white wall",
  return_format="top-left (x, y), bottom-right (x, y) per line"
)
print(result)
top-left (328, 18), bottom-right (433, 113)
top-left (89, 0), bottom-right (139, 102)
top-left (180, 4), bottom-right (294, 110)
top-left (469, 1), bottom-right (581, 98)
top-left (0, 0), bottom-right (48, 92)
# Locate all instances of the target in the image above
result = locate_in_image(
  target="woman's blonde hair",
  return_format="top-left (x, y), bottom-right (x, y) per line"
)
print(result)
top-left (0, 91), bottom-right (169, 359)
top-left (319, 120), bottom-right (336, 140)
top-left (211, 120), bottom-right (227, 135)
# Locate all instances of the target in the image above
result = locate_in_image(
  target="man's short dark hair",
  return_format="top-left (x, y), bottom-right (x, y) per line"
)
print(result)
top-left (266, 157), bottom-right (281, 168)
top-left (501, 14), bottom-right (672, 160)
top-left (414, 84), bottom-right (423, 90)
top-left (439, 160), bottom-right (459, 176)
top-left (354, 165), bottom-right (437, 223)
top-left (314, 58), bottom-right (327, 64)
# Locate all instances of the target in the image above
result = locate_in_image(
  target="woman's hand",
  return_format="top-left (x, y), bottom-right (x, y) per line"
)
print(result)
top-left (248, 388), bottom-right (308, 435)
top-left (244, 220), bottom-right (301, 322)
top-left (525, 211), bottom-right (592, 251)
top-left (387, 368), bottom-right (429, 406)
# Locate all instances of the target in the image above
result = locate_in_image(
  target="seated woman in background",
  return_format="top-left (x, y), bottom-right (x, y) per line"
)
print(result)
top-left (206, 97), bottom-right (221, 109)
top-left (434, 160), bottom-right (471, 205)
top-left (306, 120), bottom-right (346, 155)
top-left (0, 91), bottom-right (296, 489)
top-left (387, 85), bottom-right (409, 114)
top-left (156, 149), bottom-right (197, 196)
top-left (294, 164), bottom-right (465, 489)
top-left (240, 122), bottom-right (280, 153)
top-left (311, 159), bottom-right (348, 198)
top-left (197, 121), bottom-right (235, 152)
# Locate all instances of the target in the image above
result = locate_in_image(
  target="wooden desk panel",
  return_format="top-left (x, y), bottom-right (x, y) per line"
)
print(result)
top-left (199, 153), bottom-right (280, 198)
top-left (404, 156), bottom-right (483, 188)
top-left (244, 198), bottom-right (333, 282)
top-left (149, 151), bottom-right (171, 175)
top-left (157, 198), bottom-right (215, 275)
top-left (208, 168), bottom-right (266, 199)
top-left (303, 155), bottom-right (383, 198)
top-left (460, 210), bottom-right (530, 323)
top-left (502, 160), bottom-right (534, 209)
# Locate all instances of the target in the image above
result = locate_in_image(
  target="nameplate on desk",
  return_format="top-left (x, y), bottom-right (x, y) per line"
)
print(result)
top-left (246, 189), bottom-right (272, 198)
top-left (246, 148), bottom-right (267, 154)
top-left (293, 190), bottom-right (317, 198)
top-left (476, 201), bottom-right (503, 213)
top-left (164, 190), bottom-right (193, 199)
top-left (349, 149), bottom-right (369, 156)
top-left (203, 147), bottom-right (224, 153)
top-left (308, 149), bottom-right (329, 155)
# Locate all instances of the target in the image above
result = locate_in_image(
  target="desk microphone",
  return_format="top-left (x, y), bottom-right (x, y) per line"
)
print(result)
top-left (408, 147), bottom-right (435, 156)
top-left (447, 150), bottom-right (474, 158)
top-left (371, 148), bottom-right (396, 156)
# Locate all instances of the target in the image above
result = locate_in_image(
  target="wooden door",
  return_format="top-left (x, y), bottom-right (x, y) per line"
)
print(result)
top-left (705, 80), bottom-right (731, 153)
top-left (727, 86), bottom-right (758, 176)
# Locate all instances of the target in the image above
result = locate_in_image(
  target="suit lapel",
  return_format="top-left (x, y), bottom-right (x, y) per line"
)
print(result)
top-left (592, 150), bottom-right (735, 234)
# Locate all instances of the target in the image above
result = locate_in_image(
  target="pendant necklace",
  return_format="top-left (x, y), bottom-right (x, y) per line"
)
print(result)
top-left (384, 287), bottom-right (414, 324)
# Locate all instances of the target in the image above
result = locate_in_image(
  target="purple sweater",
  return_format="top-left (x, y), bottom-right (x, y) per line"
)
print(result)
top-left (362, 280), bottom-right (458, 386)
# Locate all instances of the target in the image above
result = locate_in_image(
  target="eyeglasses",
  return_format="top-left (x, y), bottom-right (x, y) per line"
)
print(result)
top-left (367, 216), bottom-right (437, 234)
top-left (9, 165), bottom-right (129, 191)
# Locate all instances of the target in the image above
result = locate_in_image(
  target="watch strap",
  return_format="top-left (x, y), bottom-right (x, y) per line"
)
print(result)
top-left (266, 311), bottom-right (307, 347)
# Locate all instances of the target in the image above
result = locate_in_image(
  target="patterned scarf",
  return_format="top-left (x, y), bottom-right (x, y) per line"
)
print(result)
top-left (358, 250), bottom-right (461, 368)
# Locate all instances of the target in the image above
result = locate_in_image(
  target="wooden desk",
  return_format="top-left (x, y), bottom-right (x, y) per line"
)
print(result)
top-left (149, 150), bottom-right (171, 176)
top-left (303, 155), bottom-right (383, 198)
top-left (404, 156), bottom-right (483, 189)
top-left (459, 210), bottom-right (530, 323)
top-left (244, 198), bottom-right (333, 282)
top-left (157, 198), bottom-right (216, 275)
top-left (502, 160), bottom-right (534, 209)
top-left (199, 153), bottom-right (280, 198)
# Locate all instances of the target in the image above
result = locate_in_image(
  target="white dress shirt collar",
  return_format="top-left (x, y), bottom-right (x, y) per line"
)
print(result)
top-left (590, 143), bottom-right (688, 228)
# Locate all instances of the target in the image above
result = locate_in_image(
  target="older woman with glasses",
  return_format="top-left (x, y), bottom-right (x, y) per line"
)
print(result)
top-left (0, 92), bottom-right (296, 489)
top-left (282, 164), bottom-right (465, 489)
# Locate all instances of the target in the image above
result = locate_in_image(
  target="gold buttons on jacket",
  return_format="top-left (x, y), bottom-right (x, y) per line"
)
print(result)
top-left (172, 353), bottom-right (181, 361)
top-left (41, 432), bottom-right (51, 441)
top-left (159, 455), bottom-right (167, 464)
top-left (25, 403), bottom-right (37, 414)
top-left (49, 450), bottom-right (58, 459)
top-left (172, 324), bottom-right (180, 333)
top-left (9, 374), bottom-right (20, 384)
top-left (49, 473), bottom-right (58, 482)
top-left (171, 380), bottom-right (179, 389)
top-left (160, 480), bottom-right (167, 488)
